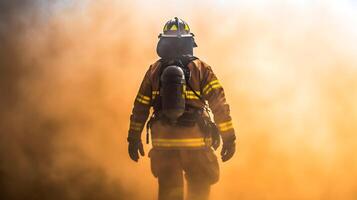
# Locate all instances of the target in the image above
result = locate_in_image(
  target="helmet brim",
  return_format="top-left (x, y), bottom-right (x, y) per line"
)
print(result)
top-left (158, 33), bottom-right (194, 38)
top-left (158, 33), bottom-right (197, 48)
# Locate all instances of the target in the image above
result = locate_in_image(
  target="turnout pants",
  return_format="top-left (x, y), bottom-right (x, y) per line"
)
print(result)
top-left (149, 148), bottom-right (219, 200)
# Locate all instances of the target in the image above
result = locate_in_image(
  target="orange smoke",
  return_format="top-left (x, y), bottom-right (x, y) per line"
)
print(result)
top-left (1, 1), bottom-right (356, 200)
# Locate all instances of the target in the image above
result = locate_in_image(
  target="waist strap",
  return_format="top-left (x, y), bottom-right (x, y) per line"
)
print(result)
top-left (155, 106), bottom-right (204, 125)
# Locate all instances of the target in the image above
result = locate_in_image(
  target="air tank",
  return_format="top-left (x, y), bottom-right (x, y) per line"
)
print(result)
top-left (160, 65), bottom-right (186, 120)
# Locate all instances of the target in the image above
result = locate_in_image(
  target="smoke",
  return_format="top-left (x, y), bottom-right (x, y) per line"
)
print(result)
top-left (0, 1), bottom-right (141, 199)
top-left (1, 0), bottom-right (357, 200)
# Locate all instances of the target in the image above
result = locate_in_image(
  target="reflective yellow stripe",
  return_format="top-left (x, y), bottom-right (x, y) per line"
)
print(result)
top-left (186, 95), bottom-right (199, 100)
top-left (203, 80), bottom-right (219, 92)
top-left (218, 120), bottom-right (234, 132)
top-left (136, 93), bottom-right (151, 105)
top-left (152, 91), bottom-right (160, 100)
top-left (152, 138), bottom-right (211, 147)
top-left (203, 79), bottom-right (222, 95)
top-left (218, 121), bottom-right (232, 127)
top-left (153, 138), bottom-right (206, 143)
top-left (130, 121), bottom-right (144, 131)
top-left (130, 123), bottom-right (143, 127)
top-left (138, 93), bottom-right (150, 101)
top-left (130, 124), bottom-right (142, 129)
top-left (219, 125), bottom-right (234, 132)
top-left (204, 84), bottom-right (221, 96)
top-left (130, 126), bottom-right (142, 131)
top-left (185, 90), bottom-right (200, 100)
top-left (131, 122), bottom-right (143, 126)
top-left (186, 91), bottom-right (201, 95)
top-left (136, 98), bottom-right (150, 105)
top-left (152, 90), bottom-right (201, 100)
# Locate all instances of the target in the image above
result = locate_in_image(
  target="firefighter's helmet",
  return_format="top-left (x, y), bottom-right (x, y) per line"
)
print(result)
top-left (159, 17), bottom-right (194, 39)
top-left (157, 17), bottom-right (197, 58)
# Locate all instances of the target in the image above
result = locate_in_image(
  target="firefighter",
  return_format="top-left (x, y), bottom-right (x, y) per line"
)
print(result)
top-left (127, 17), bottom-right (236, 200)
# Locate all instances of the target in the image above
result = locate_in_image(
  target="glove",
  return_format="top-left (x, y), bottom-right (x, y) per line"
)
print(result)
top-left (127, 136), bottom-right (145, 162)
top-left (221, 135), bottom-right (236, 162)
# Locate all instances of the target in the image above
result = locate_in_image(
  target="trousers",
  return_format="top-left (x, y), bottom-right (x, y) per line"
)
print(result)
top-left (149, 148), bottom-right (219, 200)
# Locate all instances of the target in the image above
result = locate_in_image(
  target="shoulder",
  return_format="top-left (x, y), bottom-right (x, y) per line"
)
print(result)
top-left (150, 59), bottom-right (161, 69)
top-left (146, 59), bottom-right (162, 74)
top-left (189, 57), bottom-right (212, 72)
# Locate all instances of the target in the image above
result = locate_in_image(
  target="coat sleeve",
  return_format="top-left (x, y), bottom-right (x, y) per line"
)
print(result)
top-left (128, 66), bottom-right (152, 140)
top-left (200, 61), bottom-right (236, 140)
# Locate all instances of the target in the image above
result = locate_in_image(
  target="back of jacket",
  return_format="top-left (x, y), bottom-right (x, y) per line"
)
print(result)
top-left (128, 58), bottom-right (236, 149)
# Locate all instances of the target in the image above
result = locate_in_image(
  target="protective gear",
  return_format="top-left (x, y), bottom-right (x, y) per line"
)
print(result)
top-left (160, 17), bottom-right (193, 38)
top-left (220, 135), bottom-right (236, 162)
top-left (127, 136), bottom-right (145, 162)
top-left (157, 17), bottom-right (197, 59)
top-left (149, 148), bottom-right (219, 200)
top-left (128, 18), bottom-right (237, 200)
top-left (160, 65), bottom-right (186, 121)
top-left (152, 57), bottom-right (196, 127)
top-left (197, 117), bottom-right (220, 150)
top-left (129, 58), bottom-right (236, 150)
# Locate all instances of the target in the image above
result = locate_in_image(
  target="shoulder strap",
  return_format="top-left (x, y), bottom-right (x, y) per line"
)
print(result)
top-left (183, 59), bottom-right (212, 119)
top-left (180, 57), bottom-right (208, 105)
top-left (186, 79), bottom-right (206, 104)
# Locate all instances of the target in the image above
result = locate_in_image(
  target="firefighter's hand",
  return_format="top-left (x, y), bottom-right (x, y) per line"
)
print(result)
top-left (127, 137), bottom-right (145, 162)
top-left (221, 135), bottom-right (236, 162)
